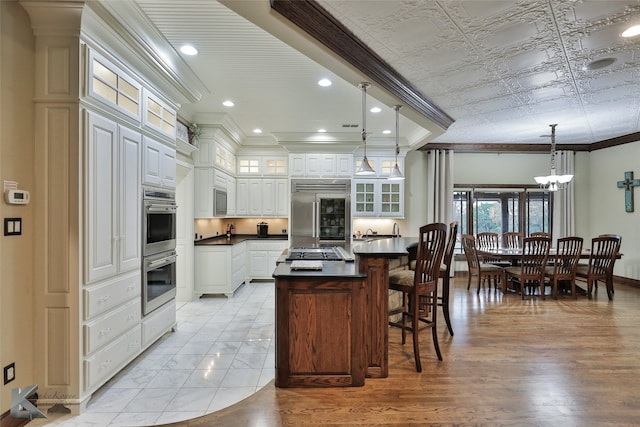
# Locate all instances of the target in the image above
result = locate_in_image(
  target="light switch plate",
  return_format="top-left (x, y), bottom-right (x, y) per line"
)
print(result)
top-left (4, 218), bottom-right (22, 236)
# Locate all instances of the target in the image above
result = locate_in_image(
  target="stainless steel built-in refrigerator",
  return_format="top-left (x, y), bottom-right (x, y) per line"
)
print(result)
top-left (290, 179), bottom-right (351, 248)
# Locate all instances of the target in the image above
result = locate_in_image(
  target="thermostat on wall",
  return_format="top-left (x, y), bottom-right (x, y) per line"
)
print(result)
top-left (5, 189), bottom-right (30, 205)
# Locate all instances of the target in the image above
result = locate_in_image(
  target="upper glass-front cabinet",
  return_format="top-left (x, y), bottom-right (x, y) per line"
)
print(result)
top-left (143, 89), bottom-right (176, 139)
top-left (353, 179), bottom-right (404, 218)
top-left (88, 49), bottom-right (141, 120)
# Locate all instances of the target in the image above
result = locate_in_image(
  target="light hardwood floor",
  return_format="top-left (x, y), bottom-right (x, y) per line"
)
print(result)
top-left (166, 277), bottom-right (640, 426)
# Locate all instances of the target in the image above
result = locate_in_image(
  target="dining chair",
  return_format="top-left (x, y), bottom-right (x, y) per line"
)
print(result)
top-left (437, 221), bottom-right (458, 336)
top-left (575, 235), bottom-right (621, 300)
top-left (476, 231), bottom-right (506, 275)
top-left (502, 232), bottom-right (523, 249)
top-left (388, 223), bottom-right (447, 372)
top-left (461, 234), bottom-right (506, 294)
top-left (504, 236), bottom-right (551, 299)
top-left (544, 236), bottom-right (583, 299)
top-left (406, 222), bottom-right (457, 336)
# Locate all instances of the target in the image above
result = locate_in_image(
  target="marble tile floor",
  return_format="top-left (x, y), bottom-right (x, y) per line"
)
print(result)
top-left (31, 281), bottom-right (276, 426)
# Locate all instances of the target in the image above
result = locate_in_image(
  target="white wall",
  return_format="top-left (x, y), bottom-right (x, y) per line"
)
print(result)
top-left (588, 142), bottom-right (640, 279)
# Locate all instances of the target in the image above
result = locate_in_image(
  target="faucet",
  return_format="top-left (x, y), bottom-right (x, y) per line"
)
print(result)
top-left (365, 228), bottom-right (374, 238)
top-left (392, 222), bottom-right (400, 238)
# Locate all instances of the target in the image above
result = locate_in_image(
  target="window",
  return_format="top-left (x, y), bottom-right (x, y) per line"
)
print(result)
top-left (453, 187), bottom-right (552, 251)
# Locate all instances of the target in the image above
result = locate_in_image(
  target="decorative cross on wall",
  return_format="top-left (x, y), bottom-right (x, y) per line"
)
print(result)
top-left (617, 171), bottom-right (640, 212)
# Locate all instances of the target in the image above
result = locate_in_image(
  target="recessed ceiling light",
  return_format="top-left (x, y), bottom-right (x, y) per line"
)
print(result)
top-left (382, 129), bottom-right (391, 134)
top-left (622, 25), bottom-right (640, 38)
top-left (582, 57), bottom-right (616, 71)
top-left (318, 78), bottom-right (332, 87)
top-left (222, 100), bottom-right (234, 107)
top-left (253, 128), bottom-right (262, 134)
top-left (180, 45), bottom-right (198, 56)
top-left (317, 129), bottom-right (327, 133)
top-left (370, 107), bottom-right (381, 113)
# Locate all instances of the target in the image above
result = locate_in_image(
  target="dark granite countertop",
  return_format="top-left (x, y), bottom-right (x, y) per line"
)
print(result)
top-left (272, 261), bottom-right (365, 278)
top-left (351, 237), bottom-right (417, 257)
top-left (195, 234), bottom-right (288, 246)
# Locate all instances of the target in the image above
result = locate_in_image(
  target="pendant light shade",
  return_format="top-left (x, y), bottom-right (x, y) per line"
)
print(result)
top-left (534, 124), bottom-right (573, 191)
top-left (355, 82), bottom-right (376, 176)
top-left (388, 105), bottom-right (405, 180)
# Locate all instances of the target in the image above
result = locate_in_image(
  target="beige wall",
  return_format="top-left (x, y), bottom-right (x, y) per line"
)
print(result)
top-left (1, 0), bottom-right (36, 412)
top-left (453, 149), bottom-right (638, 279)
top-left (587, 141), bottom-right (640, 279)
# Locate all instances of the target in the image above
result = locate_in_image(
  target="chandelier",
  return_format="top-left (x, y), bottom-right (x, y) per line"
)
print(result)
top-left (388, 105), bottom-right (404, 180)
top-left (355, 82), bottom-right (376, 175)
top-left (534, 124), bottom-right (573, 191)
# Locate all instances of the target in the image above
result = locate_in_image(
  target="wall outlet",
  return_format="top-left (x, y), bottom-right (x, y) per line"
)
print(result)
top-left (281, 228), bottom-right (287, 234)
top-left (4, 362), bottom-right (15, 385)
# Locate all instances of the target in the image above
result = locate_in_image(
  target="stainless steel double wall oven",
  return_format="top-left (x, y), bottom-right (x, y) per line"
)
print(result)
top-left (142, 187), bottom-right (177, 316)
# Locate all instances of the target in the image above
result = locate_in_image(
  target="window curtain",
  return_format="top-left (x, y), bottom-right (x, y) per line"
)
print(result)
top-left (553, 150), bottom-right (575, 239)
top-left (426, 149), bottom-right (454, 224)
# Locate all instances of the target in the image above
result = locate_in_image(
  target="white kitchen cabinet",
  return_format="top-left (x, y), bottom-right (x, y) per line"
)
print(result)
top-left (227, 175), bottom-right (237, 216)
top-left (289, 154), bottom-right (306, 176)
top-left (336, 154), bottom-right (353, 177)
top-left (236, 178), bottom-right (288, 217)
top-left (289, 153), bottom-right (352, 177)
top-left (353, 179), bottom-right (404, 218)
top-left (275, 178), bottom-right (289, 217)
top-left (143, 136), bottom-right (176, 189)
top-left (248, 241), bottom-right (287, 280)
top-left (84, 325), bottom-right (141, 392)
top-left (143, 88), bottom-right (176, 139)
top-left (87, 49), bottom-right (141, 121)
top-left (86, 112), bottom-right (142, 283)
top-left (248, 179), bottom-right (262, 216)
top-left (194, 241), bottom-right (247, 297)
top-left (236, 178), bottom-right (250, 216)
top-left (194, 167), bottom-right (214, 218)
top-left (141, 299), bottom-right (176, 348)
top-left (193, 138), bottom-right (214, 166)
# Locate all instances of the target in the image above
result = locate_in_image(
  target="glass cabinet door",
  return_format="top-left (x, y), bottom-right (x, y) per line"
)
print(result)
top-left (354, 181), bottom-right (375, 215)
top-left (380, 183), bottom-right (401, 214)
top-left (318, 198), bottom-right (347, 241)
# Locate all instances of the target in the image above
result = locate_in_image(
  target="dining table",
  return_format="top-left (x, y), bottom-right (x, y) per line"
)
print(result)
top-left (476, 246), bottom-right (622, 296)
top-left (475, 247), bottom-right (612, 266)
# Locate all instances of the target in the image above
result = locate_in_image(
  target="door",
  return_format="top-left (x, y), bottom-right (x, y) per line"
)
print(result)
top-left (291, 190), bottom-right (316, 247)
top-left (317, 194), bottom-right (349, 244)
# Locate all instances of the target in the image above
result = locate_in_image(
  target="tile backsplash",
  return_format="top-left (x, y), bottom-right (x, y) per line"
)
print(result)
top-left (194, 218), bottom-right (289, 239)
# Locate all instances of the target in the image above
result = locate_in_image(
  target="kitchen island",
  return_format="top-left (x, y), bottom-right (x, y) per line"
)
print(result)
top-left (273, 237), bottom-right (416, 387)
top-left (351, 237), bottom-right (417, 378)
top-left (272, 261), bottom-right (367, 387)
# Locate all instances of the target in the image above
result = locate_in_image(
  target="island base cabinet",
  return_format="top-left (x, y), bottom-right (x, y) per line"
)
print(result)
top-left (275, 277), bottom-right (366, 387)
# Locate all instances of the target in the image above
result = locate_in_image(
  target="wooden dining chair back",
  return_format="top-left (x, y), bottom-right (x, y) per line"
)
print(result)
top-left (504, 236), bottom-right (551, 299)
top-left (530, 231), bottom-right (551, 238)
top-left (437, 221), bottom-right (458, 336)
top-left (461, 234), bottom-right (506, 294)
top-left (476, 231), bottom-right (505, 271)
top-left (502, 232), bottom-right (523, 249)
top-left (544, 236), bottom-right (583, 299)
top-left (477, 232), bottom-right (499, 252)
top-left (388, 223), bottom-right (447, 372)
top-left (575, 235), bottom-right (621, 300)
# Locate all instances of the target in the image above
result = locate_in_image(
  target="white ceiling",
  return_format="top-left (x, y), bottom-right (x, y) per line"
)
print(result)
top-left (133, 0), bottom-right (640, 148)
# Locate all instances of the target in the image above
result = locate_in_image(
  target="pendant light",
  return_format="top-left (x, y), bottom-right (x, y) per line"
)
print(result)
top-left (388, 105), bottom-right (405, 180)
top-left (534, 124), bottom-right (573, 191)
top-left (355, 82), bottom-right (376, 175)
